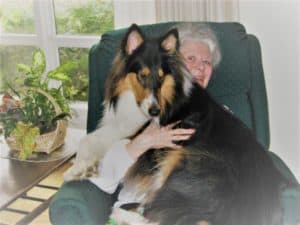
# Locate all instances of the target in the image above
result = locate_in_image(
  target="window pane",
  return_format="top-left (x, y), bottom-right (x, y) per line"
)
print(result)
top-left (58, 47), bottom-right (89, 101)
top-left (54, 0), bottom-right (114, 35)
top-left (0, 0), bottom-right (35, 33)
top-left (0, 46), bottom-right (37, 93)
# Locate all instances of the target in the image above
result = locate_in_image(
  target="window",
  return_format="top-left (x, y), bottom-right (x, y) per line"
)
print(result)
top-left (0, 0), bottom-right (114, 101)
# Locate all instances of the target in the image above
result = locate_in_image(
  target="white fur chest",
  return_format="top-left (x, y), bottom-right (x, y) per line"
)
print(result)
top-left (101, 90), bottom-right (150, 136)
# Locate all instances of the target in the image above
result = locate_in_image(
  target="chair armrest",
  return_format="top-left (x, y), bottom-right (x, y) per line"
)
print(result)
top-left (268, 151), bottom-right (299, 185)
top-left (282, 186), bottom-right (300, 225)
top-left (49, 180), bottom-right (114, 225)
top-left (268, 151), bottom-right (300, 224)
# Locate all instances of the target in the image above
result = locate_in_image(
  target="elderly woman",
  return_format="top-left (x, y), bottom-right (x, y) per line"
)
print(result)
top-left (89, 22), bottom-right (222, 223)
top-left (178, 22), bottom-right (221, 88)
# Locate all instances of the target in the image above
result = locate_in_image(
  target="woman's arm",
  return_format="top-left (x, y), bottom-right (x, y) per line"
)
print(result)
top-left (90, 122), bottom-right (195, 193)
top-left (126, 121), bottom-right (195, 159)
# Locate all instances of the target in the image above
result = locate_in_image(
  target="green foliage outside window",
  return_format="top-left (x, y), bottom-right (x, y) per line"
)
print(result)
top-left (0, 46), bottom-right (37, 93)
top-left (59, 48), bottom-right (89, 101)
top-left (55, 0), bottom-right (114, 35)
top-left (0, 0), bottom-right (35, 33)
top-left (54, 0), bottom-right (114, 101)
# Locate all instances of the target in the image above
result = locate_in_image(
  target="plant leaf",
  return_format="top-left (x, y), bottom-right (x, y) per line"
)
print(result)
top-left (17, 64), bottom-right (32, 75)
top-left (47, 72), bottom-right (72, 82)
top-left (56, 61), bottom-right (78, 73)
top-left (10, 122), bottom-right (40, 160)
top-left (32, 49), bottom-right (46, 76)
top-left (24, 76), bottom-right (40, 87)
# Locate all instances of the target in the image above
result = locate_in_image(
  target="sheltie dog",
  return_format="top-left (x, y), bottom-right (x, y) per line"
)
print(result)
top-left (65, 24), bottom-right (287, 225)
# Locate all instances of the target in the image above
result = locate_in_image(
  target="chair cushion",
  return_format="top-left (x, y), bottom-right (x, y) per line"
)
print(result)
top-left (49, 180), bottom-right (115, 225)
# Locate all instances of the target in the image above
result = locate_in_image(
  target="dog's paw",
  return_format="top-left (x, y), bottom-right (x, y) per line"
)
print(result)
top-left (63, 169), bottom-right (76, 182)
top-left (63, 165), bottom-right (82, 181)
top-left (63, 161), bottom-right (99, 181)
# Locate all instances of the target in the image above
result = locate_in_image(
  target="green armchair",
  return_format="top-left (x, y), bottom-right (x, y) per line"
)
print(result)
top-left (49, 22), bottom-right (300, 225)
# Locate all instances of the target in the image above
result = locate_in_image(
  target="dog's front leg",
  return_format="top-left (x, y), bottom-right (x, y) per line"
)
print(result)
top-left (64, 124), bottom-right (124, 181)
top-left (64, 91), bottom-right (150, 181)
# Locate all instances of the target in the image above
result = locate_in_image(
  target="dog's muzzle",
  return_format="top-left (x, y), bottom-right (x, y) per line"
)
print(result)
top-left (140, 93), bottom-right (161, 119)
top-left (148, 104), bottom-right (160, 117)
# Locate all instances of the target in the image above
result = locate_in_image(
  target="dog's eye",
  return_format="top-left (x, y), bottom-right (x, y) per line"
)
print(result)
top-left (140, 67), bottom-right (150, 76)
top-left (137, 72), bottom-right (147, 80)
top-left (137, 67), bottom-right (150, 80)
top-left (136, 72), bottom-right (148, 85)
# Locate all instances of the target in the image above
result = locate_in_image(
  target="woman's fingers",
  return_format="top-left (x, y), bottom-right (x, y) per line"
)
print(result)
top-left (172, 134), bottom-right (193, 141)
top-left (165, 121), bottom-right (181, 130)
top-left (142, 122), bottom-right (196, 149)
top-left (171, 128), bottom-right (196, 136)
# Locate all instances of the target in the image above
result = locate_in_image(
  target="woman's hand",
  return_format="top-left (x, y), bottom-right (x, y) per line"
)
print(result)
top-left (126, 121), bottom-right (195, 160)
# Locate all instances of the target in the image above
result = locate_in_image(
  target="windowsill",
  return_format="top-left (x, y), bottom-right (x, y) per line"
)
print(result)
top-left (69, 101), bottom-right (88, 130)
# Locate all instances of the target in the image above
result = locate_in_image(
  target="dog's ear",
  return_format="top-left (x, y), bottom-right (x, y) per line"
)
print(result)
top-left (160, 28), bottom-right (179, 53)
top-left (122, 24), bottom-right (145, 55)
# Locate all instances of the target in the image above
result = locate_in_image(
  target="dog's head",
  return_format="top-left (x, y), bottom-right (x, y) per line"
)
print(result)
top-left (106, 24), bottom-right (193, 120)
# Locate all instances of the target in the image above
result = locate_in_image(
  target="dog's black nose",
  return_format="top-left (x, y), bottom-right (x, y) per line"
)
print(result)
top-left (149, 106), bottom-right (160, 117)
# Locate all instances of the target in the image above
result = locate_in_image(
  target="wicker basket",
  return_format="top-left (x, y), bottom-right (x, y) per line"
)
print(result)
top-left (5, 88), bottom-right (68, 154)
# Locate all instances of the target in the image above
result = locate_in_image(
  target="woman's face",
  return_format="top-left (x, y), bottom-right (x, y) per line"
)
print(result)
top-left (180, 40), bottom-right (213, 88)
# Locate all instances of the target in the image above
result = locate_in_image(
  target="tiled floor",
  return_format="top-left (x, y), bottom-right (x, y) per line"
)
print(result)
top-left (0, 161), bottom-right (71, 225)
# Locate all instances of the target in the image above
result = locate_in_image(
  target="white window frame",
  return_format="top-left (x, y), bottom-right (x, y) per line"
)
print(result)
top-left (0, 0), bottom-right (100, 73)
top-left (0, 0), bottom-right (156, 71)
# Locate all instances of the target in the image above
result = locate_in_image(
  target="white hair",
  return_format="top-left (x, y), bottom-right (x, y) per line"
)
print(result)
top-left (176, 22), bottom-right (222, 68)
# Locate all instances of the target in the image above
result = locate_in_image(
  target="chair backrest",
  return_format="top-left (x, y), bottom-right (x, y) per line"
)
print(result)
top-left (87, 22), bottom-right (270, 149)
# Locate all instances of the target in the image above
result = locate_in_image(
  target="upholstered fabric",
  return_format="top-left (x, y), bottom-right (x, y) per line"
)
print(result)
top-left (49, 180), bottom-right (117, 225)
top-left (49, 22), bottom-right (300, 225)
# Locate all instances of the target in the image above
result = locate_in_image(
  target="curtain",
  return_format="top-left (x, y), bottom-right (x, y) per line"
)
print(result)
top-left (155, 0), bottom-right (239, 22)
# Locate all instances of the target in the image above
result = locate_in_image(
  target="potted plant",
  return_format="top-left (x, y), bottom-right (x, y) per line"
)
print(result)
top-left (0, 49), bottom-right (73, 160)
